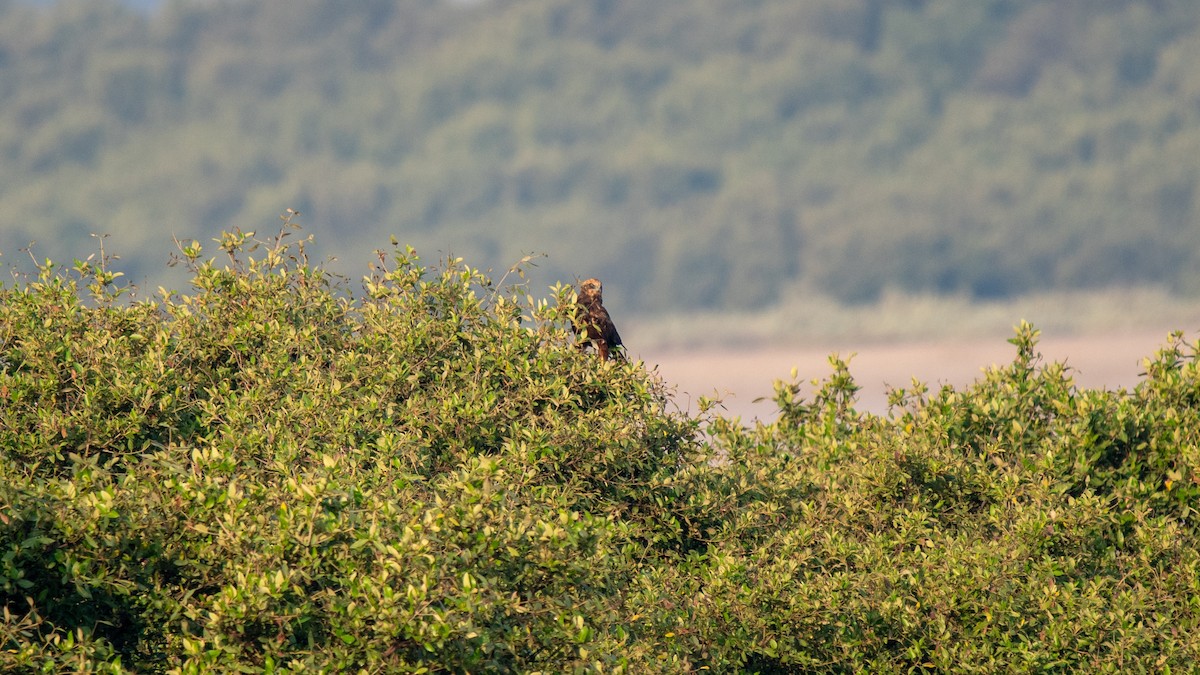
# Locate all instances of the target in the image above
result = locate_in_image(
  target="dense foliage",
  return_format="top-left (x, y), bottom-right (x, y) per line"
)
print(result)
top-left (4, 227), bottom-right (1200, 672)
top-left (3, 0), bottom-right (1200, 310)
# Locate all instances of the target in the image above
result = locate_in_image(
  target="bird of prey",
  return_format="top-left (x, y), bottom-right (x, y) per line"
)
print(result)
top-left (574, 278), bottom-right (623, 361)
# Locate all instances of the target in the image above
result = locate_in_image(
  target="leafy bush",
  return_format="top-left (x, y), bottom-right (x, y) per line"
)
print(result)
top-left (1, 222), bottom-right (701, 672)
top-left (668, 323), bottom-right (1200, 672)
top-left (4, 224), bottom-right (1200, 672)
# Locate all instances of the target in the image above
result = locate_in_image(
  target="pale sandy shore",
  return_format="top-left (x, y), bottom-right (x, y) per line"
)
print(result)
top-left (640, 328), bottom-right (1193, 421)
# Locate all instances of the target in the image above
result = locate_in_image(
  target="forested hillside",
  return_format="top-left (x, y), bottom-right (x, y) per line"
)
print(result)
top-left (2, 0), bottom-right (1199, 311)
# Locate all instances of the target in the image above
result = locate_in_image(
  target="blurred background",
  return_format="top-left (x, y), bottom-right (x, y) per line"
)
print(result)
top-left (4, 0), bottom-right (1200, 416)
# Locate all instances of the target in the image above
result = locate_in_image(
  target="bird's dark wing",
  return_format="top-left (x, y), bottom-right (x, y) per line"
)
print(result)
top-left (605, 319), bottom-right (622, 349)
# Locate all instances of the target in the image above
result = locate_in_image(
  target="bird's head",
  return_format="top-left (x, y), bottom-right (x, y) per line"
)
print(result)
top-left (579, 278), bottom-right (603, 302)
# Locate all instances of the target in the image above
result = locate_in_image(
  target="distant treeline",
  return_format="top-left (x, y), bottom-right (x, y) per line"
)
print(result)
top-left (1, 0), bottom-right (1198, 311)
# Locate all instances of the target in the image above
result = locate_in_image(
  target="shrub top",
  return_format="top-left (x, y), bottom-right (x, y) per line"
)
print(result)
top-left (3, 223), bottom-right (1200, 672)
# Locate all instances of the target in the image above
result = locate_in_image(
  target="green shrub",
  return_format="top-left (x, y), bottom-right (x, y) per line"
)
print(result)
top-left (4, 223), bottom-right (1200, 672)
top-left (675, 322), bottom-right (1200, 672)
top-left (1, 221), bottom-right (701, 672)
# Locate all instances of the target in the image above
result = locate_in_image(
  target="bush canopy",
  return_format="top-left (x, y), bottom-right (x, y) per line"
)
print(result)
top-left (3, 224), bottom-right (1200, 672)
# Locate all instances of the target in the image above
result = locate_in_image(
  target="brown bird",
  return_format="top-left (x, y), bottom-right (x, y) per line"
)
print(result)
top-left (574, 278), bottom-right (623, 361)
